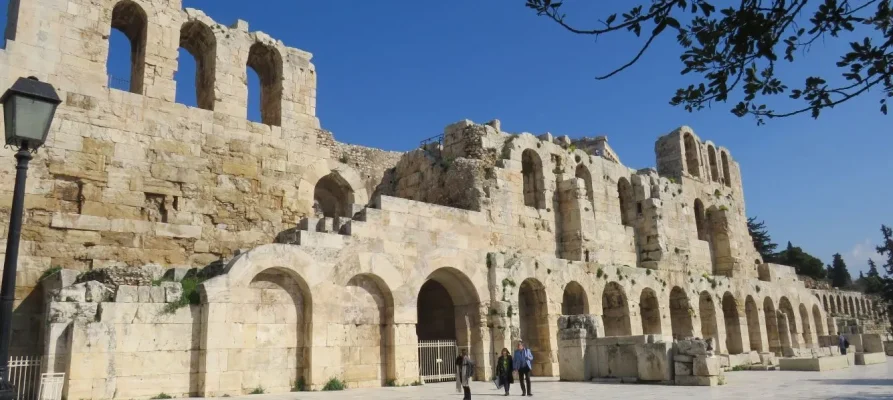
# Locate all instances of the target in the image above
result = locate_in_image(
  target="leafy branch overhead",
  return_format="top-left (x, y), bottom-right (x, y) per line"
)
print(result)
top-left (525, 0), bottom-right (893, 124)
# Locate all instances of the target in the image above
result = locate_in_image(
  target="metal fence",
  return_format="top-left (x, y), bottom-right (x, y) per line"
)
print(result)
top-left (418, 339), bottom-right (459, 383)
top-left (8, 356), bottom-right (41, 400)
top-left (37, 373), bottom-right (64, 400)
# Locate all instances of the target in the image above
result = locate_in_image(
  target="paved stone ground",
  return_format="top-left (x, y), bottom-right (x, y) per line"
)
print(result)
top-left (193, 359), bottom-right (893, 400)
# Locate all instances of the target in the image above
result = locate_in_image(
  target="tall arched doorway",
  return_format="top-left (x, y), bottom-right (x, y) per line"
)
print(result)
top-left (416, 268), bottom-right (483, 382)
top-left (602, 282), bottom-right (632, 336)
top-left (722, 292), bottom-right (744, 354)
top-left (344, 274), bottom-right (395, 386)
top-left (313, 172), bottom-right (354, 218)
top-left (812, 304), bottom-right (825, 336)
top-left (562, 281), bottom-right (589, 315)
top-left (799, 304), bottom-right (814, 345)
top-left (669, 287), bottom-right (694, 339)
top-left (763, 298), bottom-right (781, 355)
top-left (640, 288), bottom-right (662, 335)
top-left (698, 291), bottom-right (719, 348)
top-left (779, 297), bottom-right (799, 347)
top-left (745, 296), bottom-right (762, 352)
top-left (519, 278), bottom-right (552, 375)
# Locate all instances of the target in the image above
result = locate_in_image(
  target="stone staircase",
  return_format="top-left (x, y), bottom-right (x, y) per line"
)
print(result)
top-left (274, 200), bottom-right (382, 248)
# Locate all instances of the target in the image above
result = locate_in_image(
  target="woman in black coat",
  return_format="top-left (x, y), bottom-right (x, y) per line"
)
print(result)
top-left (495, 347), bottom-right (514, 396)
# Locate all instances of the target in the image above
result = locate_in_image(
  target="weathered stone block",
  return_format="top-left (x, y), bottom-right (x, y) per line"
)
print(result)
top-left (693, 356), bottom-right (720, 376)
top-left (675, 375), bottom-right (720, 386)
top-left (674, 361), bottom-right (692, 376)
top-left (675, 338), bottom-right (710, 356)
top-left (637, 342), bottom-right (672, 382)
top-left (84, 281), bottom-right (113, 302)
top-left (854, 352), bottom-right (886, 365)
top-left (779, 355), bottom-right (849, 371)
top-left (163, 282), bottom-right (184, 303)
top-left (115, 286), bottom-right (139, 303)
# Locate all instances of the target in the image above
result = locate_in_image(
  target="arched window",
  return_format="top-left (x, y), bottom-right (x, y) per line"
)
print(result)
top-left (247, 42), bottom-right (283, 126)
top-left (683, 133), bottom-right (700, 178)
top-left (313, 172), bottom-right (354, 218)
top-left (693, 199), bottom-right (707, 241)
top-left (177, 21), bottom-right (217, 110)
top-left (617, 177), bottom-right (634, 227)
top-left (574, 164), bottom-right (594, 203)
top-left (521, 149), bottom-right (545, 209)
top-left (109, 1), bottom-right (148, 94)
top-left (707, 145), bottom-right (719, 183)
top-left (720, 151), bottom-right (732, 187)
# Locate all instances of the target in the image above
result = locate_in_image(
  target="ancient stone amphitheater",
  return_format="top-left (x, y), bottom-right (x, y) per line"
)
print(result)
top-left (0, 0), bottom-right (889, 398)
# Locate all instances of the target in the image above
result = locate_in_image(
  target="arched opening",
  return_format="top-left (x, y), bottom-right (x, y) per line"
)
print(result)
top-left (763, 298), bottom-right (781, 355)
top-left (617, 177), bottom-right (634, 227)
top-left (247, 42), bottom-right (283, 126)
top-left (745, 296), bottom-right (762, 352)
top-left (812, 304), bottom-right (825, 336)
top-left (178, 20), bottom-right (217, 110)
top-left (575, 164), bottom-right (594, 203)
top-left (849, 298), bottom-right (856, 316)
top-left (698, 291), bottom-right (719, 348)
top-left (602, 282), bottom-right (632, 336)
top-left (313, 172), bottom-right (354, 218)
top-left (344, 274), bottom-right (394, 386)
top-left (722, 292), bottom-right (744, 354)
top-left (799, 304), bottom-right (814, 345)
top-left (683, 133), bottom-right (700, 178)
top-left (237, 268), bottom-right (311, 392)
top-left (823, 295), bottom-right (829, 312)
top-left (836, 296), bottom-right (842, 314)
top-left (416, 268), bottom-right (484, 380)
top-left (669, 287), bottom-right (694, 339)
top-left (706, 206), bottom-right (733, 274)
top-left (639, 288), bottom-right (662, 335)
top-left (707, 146), bottom-right (719, 183)
top-left (561, 281), bottom-right (589, 315)
top-left (519, 278), bottom-right (552, 374)
top-left (694, 199), bottom-right (707, 241)
top-left (720, 151), bottom-right (732, 187)
top-left (779, 297), bottom-right (799, 347)
top-left (829, 295), bottom-right (837, 313)
top-left (109, 0), bottom-right (148, 94)
top-left (521, 149), bottom-right (545, 209)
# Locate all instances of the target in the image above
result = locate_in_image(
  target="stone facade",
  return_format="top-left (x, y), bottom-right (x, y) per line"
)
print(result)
top-left (0, 0), bottom-right (890, 399)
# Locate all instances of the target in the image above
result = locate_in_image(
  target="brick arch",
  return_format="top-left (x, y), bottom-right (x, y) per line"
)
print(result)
top-left (298, 160), bottom-right (370, 217)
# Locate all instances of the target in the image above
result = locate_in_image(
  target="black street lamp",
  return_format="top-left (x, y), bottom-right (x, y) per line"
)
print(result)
top-left (0, 77), bottom-right (61, 399)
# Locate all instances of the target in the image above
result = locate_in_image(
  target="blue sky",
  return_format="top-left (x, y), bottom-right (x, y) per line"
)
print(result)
top-left (3, 1), bottom-right (891, 276)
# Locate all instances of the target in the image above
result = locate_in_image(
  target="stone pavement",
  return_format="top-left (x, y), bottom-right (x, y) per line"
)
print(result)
top-left (183, 359), bottom-right (893, 400)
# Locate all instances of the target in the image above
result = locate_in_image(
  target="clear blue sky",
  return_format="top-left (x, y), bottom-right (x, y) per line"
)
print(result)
top-left (3, 1), bottom-right (890, 277)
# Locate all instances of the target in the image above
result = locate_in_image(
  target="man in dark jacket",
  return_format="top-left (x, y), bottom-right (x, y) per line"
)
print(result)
top-left (512, 340), bottom-right (534, 396)
top-left (838, 335), bottom-right (849, 355)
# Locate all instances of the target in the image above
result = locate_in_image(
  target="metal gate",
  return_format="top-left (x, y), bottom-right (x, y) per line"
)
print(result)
top-left (8, 356), bottom-right (41, 400)
top-left (418, 340), bottom-right (459, 383)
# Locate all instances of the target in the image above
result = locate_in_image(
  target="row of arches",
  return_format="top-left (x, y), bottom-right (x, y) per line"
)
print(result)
top-left (557, 280), bottom-right (828, 356)
top-left (683, 132), bottom-right (732, 187)
top-left (821, 293), bottom-right (879, 318)
top-left (521, 149), bottom-right (636, 228)
top-left (109, 1), bottom-right (284, 125)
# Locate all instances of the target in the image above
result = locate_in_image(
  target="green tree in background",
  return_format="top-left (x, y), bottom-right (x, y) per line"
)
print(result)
top-left (747, 217), bottom-right (778, 261)
top-left (774, 241), bottom-right (826, 280)
top-left (829, 253), bottom-right (853, 288)
top-left (875, 225), bottom-right (893, 305)
top-left (861, 259), bottom-right (885, 294)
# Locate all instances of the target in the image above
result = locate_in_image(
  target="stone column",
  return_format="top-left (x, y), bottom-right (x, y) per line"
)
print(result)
top-left (392, 323), bottom-right (420, 384)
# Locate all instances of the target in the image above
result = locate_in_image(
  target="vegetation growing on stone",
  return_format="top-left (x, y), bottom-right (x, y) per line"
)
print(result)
top-left (322, 378), bottom-right (346, 391)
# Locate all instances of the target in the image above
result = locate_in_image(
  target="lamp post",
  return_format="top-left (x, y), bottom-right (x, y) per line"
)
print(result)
top-left (0, 77), bottom-right (61, 399)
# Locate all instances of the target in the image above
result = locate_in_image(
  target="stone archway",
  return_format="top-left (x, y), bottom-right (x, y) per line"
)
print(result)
top-left (562, 281), bottom-right (589, 315)
top-left (799, 303), bottom-right (814, 346)
top-left (779, 297), bottom-right (799, 348)
top-left (313, 172), bottom-right (355, 218)
top-left (763, 297), bottom-right (781, 355)
top-left (602, 282), bottom-right (632, 336)
top-left (722, 292), bottom-right (744, 354)
top-left (344, 274), bottom-right (395, 387)
top-left (745, 296), bottom-right (763, 352)
top-left (698, 291), bottom-right (719, 348)
top-left (640, 288), bottom-right (662, 335)
top-left (812, 304), bottom-right (825, 336)
top-left (669, 287), bottom-right (694, 339)
top-left (519, 278), bottom-right (552, 375)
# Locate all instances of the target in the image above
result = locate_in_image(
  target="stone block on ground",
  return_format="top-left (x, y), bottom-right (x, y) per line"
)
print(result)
top-left (854, 352), bottom-right (886, 365)
top-left (675, 375), bottom-right (720, 386)
top-left (693, 356), bottom-right (720, 376)
top-left (637, 342), bottom-right (672, 382)
top-left (779, 355), bottom-right (849, 371)
top-left (674, 362), bottom-right (692, 376)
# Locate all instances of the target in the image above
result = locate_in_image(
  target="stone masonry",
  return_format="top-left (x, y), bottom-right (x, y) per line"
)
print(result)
top-left (0, 0), bottom-right (890, 399)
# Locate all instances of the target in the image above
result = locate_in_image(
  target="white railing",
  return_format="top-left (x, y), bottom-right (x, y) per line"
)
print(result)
top-left (8, 356), bottom-right (41, 400)
top-left (38, 373), bottom-right (64, 400)
top-left (418, 339), bottom-right (459, 383)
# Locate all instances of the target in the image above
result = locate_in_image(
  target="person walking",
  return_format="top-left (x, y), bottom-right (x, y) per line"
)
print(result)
top-left (456, 348), bottom-right (475, 400)
top-left (512, 340), bottom-right (534, 396)
top-left (495, 347), bottom-right (514, 396)
top-left (838, 334), bottom-right (849, 355)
